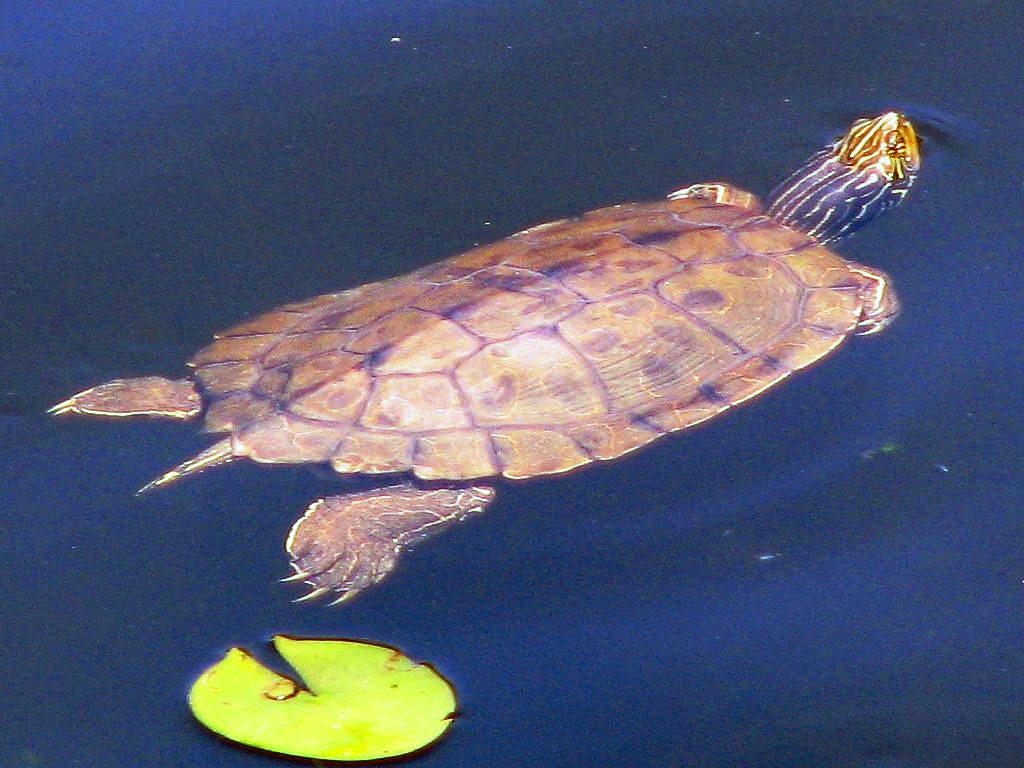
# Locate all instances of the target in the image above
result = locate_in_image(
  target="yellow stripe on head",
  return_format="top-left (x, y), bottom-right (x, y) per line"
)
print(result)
top-left (838, 112), bottom-right (920, 185)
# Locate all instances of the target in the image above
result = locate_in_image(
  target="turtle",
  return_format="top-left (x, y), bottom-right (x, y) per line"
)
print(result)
top-left (51, 111), bottom-right (920, 605)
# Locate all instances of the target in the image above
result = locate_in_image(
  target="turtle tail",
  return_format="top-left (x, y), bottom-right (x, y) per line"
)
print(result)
top-left (137, 438), bottom-right (234, 494)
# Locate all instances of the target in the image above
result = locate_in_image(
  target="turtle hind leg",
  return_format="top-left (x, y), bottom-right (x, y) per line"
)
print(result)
top-left (49, 376), bottom-right (201, 420)
top-left (285, 484), bottom-right (497, 605)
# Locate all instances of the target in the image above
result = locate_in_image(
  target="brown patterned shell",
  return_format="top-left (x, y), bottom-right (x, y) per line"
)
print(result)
top-left (190, 194), bottom-right (868, 481)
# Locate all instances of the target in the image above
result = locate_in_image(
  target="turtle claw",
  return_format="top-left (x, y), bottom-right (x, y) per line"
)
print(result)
top-left (327, 592), bottom-right (356, 607)
top-left (47, 398), bottom-right (78, 416)
top-left (279, 570), bottom-right (313, 584)
top-left (292, 586), bottom-right (330, 604)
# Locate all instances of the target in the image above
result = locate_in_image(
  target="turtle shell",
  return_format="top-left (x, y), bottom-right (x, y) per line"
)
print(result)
top-left (190, 194), bottom-right (867, 481)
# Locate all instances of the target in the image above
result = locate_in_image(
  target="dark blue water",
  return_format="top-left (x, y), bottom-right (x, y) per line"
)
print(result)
top-left (4, 2), bottom-right (1024, 767)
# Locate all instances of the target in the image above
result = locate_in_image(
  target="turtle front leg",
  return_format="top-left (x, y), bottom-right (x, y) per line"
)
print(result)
top-left (667, 182), bottom-right (765, 212)
top-left (48, 376), bottom-right (201, 419)
top-left (846, 262), bottom-right (901, 336)
top-left (285, 484), bottom-right (496, 605)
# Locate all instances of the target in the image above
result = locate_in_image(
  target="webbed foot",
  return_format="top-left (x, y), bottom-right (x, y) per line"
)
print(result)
top-left (285, 484), bottom-right (496, 605)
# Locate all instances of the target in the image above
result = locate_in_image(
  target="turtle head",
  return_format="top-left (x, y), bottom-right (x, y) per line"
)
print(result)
top-left (767, 112), bottom-right (920, 243)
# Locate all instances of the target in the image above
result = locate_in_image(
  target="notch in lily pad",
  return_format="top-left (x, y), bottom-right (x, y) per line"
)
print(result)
top-left (189, 636), bottom-right (457, 761)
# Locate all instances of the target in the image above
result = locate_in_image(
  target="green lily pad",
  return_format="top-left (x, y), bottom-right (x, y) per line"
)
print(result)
top-left (189, 636), bottom-right (457, 761)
